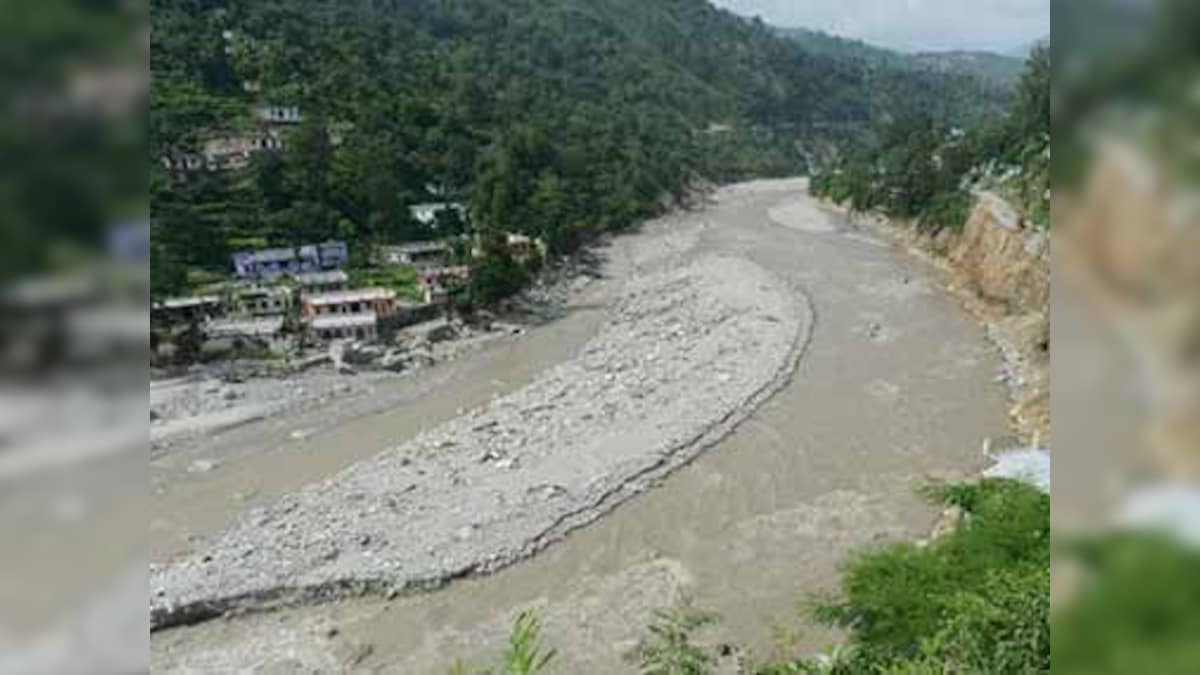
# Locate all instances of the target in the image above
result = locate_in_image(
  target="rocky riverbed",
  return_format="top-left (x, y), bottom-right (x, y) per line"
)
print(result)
top-left (153, 179), bottom-right (1016, 672)
top-left (151, 254), bottom-right (810, 629)
top-left (149, 320), bottom-right (527, 452)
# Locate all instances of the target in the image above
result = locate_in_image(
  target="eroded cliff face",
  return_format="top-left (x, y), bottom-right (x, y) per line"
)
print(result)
top-left (1059, 145), bottom-right (1200, 476)
top-left (844, 193), bottom-right (1050, 444)
top-left (951, 193), bottom-right (1049, 315)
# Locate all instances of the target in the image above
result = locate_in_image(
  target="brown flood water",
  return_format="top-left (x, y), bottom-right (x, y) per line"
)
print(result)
top-left (151, 180), bottom-right (1012, 673)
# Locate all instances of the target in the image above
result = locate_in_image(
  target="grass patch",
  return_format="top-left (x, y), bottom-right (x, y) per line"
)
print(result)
top-left (348, 265), bottom-right (424, 302)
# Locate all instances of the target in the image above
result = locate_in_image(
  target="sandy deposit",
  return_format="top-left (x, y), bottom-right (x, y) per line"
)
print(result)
top-left (151, 255), bottom-right (811, 629)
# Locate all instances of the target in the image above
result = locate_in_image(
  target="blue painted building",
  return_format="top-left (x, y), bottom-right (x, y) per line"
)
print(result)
top-left (231, 241), bottom-right (349, 281)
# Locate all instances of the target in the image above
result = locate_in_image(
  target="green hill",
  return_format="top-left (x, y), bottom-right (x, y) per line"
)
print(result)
top-left (775, 26), bottom-right (1025, 89)
top-left (151, 0), bottom-right (1010, 297)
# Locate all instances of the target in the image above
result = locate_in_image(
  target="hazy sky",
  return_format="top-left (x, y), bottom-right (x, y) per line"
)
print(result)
top-left (711, 0), bottom-right (1050, 53)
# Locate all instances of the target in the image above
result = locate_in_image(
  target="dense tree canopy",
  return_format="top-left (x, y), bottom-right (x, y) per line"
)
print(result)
top-left (812, 44), bottom-right (1051, 230)
top-left (151, 0), bottom-right (1011, 297)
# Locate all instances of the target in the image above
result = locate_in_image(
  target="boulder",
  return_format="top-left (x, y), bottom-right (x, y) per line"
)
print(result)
top-left (380, 349), bottom-right (407, 373)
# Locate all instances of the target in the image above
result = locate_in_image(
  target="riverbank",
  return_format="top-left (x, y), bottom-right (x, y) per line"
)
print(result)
top-left (152, 179), bottom-right (1013, 672)
top-left (151, 250), bottom-right (811, 628)
top-left (829, 195), bottom-right (1050, 445)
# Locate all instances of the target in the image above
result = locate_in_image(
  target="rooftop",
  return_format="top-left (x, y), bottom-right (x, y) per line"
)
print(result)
top-left (382, 241), bottom-right (449, 254)
top-left (207, 317), bottom-right (285, 336)
top-left (294, 270), bottom-right (349, 285)
top-left (310, 313), bottom-right (377, 330)
top-left (236, 285), bottom-right (291, 298)
top-left (240, 248), bottom-right (297, 263)
top-left (304, 288), bottom-right (395, 306)
top-left (155, 295), bottom-right (221, 310)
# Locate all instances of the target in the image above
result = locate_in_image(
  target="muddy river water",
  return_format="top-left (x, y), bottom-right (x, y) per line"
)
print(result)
top-left (151, 179), bottom-right (1011, 672)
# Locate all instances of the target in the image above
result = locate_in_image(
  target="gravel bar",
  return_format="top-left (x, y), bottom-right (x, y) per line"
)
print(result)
top-left (151, 254), bottom-right (812, 629)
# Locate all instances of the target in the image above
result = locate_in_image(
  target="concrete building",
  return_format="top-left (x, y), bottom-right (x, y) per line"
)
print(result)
top-left (417, 266), bottom-right (470, 305)
top-left (161, 152), bottom-right (205, 172)
top-left (232, 241), bottom-right (348, 281)
top-left (505, 233), bottom-right (537, 263)
top-left (151, 295), bottom-right (223, 326)
top-left (301, 288), bottom-right (397, 320)
top-left (310, 313), bottom-right (377, 342)
top-left (470, 232), bottom-right (545, 263)
top-left (206, 316), bottom-right (285, 340)
top-left (253, 105), bottom-right (303, 125)
top-left (201, 132), bottom-right (283, 171)
top-left (377, 241), bottom-right (449, 269)
top-left (294, 270), bottom-right (349, 295)
top-left (233, 286), bottom-right (292, 317)
top-left (409, 202), bottom-right (465, 228)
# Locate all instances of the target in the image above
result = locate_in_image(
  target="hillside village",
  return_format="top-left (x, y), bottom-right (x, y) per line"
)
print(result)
top-left (151, 216), bottom-right (542, 369)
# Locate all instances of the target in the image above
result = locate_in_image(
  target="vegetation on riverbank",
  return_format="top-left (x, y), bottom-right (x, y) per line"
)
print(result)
top-left (763, 480), bottom-right (1049, 674)
top-left (811, 44), bottom-right (1050, 230)
top-left (460, 479), bottom-right (1050, 674)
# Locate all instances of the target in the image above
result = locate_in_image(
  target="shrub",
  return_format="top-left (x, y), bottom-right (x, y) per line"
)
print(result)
top-left (774, 480), bottom-right (1049, 674)
top-left (638, 605), bottom-right (720, 675)
top-left (450, 610), bottom-right (555, 675)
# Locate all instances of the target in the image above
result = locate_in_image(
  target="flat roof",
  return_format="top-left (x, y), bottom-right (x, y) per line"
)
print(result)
top-left (382, 241), bottom-right (449, 254)
top-left (305, 288), bottom-right (395, 306)
top-left (207, 317), bottom-right (284, 336)
top-left (155, 295), bottom-right (221, 310)
top-left (294, 270), bottom-right (349, 284)
top-left (236, 285), bottom-right (291, 298)
top-left (245, 248), bottom-right (297, 263)
top-left (310, 313), bottom-right (377, 330)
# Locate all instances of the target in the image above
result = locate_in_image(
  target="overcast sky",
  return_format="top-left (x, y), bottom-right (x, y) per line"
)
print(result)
top-left (711, 0), bottom-right (1049, 53)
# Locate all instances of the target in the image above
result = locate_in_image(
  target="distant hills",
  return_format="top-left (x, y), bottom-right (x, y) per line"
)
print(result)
top-left (1006, 36), bottom-right (1050, 59)
top-left (775, 26), bottom-right (1027, 89)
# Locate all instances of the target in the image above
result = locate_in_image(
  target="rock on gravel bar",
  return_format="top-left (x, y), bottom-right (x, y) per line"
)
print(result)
top-left (151, 255), bottom-right (810, 628)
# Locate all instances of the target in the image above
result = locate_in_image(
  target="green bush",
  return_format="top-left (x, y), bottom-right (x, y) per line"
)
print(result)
top-left (770, 480), bottom-right (1049, 674)
top-left (466, 253), bottom-right (530, 307)
top-left (1052, 533), bottom-right (1200, 675)
top-left (638, 606), bottom-right (720, 675)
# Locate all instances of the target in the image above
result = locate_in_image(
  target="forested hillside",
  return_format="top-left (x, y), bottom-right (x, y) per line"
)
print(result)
top-left (151, 0), bottom-right (1009, 297)
top-left (812, 43), bottom-right (1050, 230)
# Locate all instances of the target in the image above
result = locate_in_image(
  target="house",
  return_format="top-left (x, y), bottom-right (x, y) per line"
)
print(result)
top-left (254, 105), bottom-right (303, 125)
top-left (232, 247), bottom-right (304, 280)
top-left (294, 270), bottom-right (349, 295)
top-left (301, 288), bottom-right (405, 342)
top-left (471, 232), bottom-right (545, 263)
top-left (232, 241), bottom-right (348, 281)
top-left (301, 288), bottom-right (398, 320)
top-left (310, 312), bottom-right (378, 342)
top-left (202, 132), bottom-right (283, 171)
top-left (410, 202), bottom-right (465, 228)
top-left (316, 241), bottom-right (349, 269)
top-left (151, 295), bottom-right (223, 326)
top-left (505, 233), bottom-right (537, 263)
top-left (417, 265), bottom-right (470, 305)
top-left (206, 316), bottom-right (285, 341)
top-left (161, 152), bottom-right (205, 172)
top-left (377, 241), bottom-right (449, 269)
top-left (233, 286), bottom-right (292, 317)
